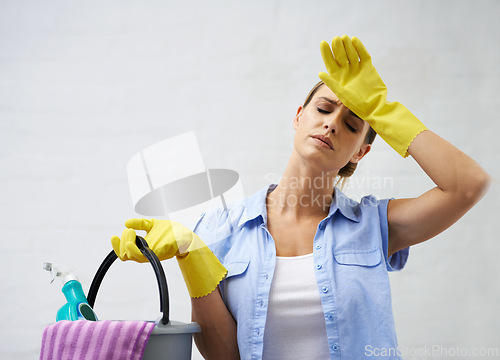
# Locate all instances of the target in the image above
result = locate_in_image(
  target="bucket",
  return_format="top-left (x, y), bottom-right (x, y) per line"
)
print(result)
top-left (87, 236), bottom-right (201, 360)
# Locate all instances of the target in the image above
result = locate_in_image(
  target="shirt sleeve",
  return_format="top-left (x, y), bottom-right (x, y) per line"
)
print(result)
top-left (378, 198), bottom-right (409, 272)
top-left (192, 205), bottom-right (242, 260)
top-left (192, 209), bottom-right (221, 250)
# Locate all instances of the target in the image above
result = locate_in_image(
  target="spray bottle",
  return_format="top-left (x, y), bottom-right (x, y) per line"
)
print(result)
top-left (43, 262), bottom-right (98, 321)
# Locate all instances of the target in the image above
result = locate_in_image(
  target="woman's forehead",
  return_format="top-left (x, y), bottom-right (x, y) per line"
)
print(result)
top-left (313, 85), bottom-right (340, 102)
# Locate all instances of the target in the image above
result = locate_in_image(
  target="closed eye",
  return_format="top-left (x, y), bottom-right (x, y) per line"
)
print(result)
top-left (317, 105), bottom-right (358, 133)
top-left (317, 107), bottom-right (331, 114)
top-left (345, 121), bottom-right (357, 133)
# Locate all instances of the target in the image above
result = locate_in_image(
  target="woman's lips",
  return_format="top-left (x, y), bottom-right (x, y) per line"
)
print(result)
top-left (311, 135), bottom-right (334, 150)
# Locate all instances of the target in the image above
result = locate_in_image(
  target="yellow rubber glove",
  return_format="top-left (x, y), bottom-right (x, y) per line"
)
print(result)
top-left (318, 35), bottom-right (427, 157)
top-left (111, 218), bottom-right (227, 298)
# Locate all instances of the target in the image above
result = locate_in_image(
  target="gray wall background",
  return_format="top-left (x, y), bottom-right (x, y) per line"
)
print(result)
top-left (1, 0), bottom-right (499, 359)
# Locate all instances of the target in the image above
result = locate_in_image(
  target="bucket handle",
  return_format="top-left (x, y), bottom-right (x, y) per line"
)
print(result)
top-left (87, 236), bottom-right (170, 325)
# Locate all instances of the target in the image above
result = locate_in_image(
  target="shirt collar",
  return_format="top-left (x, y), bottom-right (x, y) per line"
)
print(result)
top-left (327, 187), bottom-right (360, 223)
top-left (237, 184), bottom-right (360, 228)
top-left (236, 184), bottom-right (273, 228)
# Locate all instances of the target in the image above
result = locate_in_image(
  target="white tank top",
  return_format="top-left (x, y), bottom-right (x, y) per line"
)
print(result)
top-left (262, 253), bottom-right (330, 360)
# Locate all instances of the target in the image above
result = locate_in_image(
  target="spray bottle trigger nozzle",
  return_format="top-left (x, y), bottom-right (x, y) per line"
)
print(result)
top-left (43, 262), bottom-right (57, 284)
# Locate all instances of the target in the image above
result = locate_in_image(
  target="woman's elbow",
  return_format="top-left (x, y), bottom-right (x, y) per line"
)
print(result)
top-left (462, 170), bottom-right (491, 205)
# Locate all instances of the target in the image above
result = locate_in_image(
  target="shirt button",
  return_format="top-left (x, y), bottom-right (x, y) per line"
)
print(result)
top-left (319, 223), bottom-right (325, 230)
top-left (258, 300), bottom-right (264, 307)
top-left (316, 264), bottom-right (322, 270)
top-left (263, 273), bottom-right (268, 280)
top-left (332, 344), bottom-right (340, 351)
top-left (322, 287), bottom-right (328, 293)
top-left (327, 314), bottom-right (333, 321)
top-left (316, 245), bottom-right (322, 250)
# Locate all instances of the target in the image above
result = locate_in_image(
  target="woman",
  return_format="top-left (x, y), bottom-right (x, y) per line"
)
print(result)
top-left (112, 36), bottom-right (490, 359)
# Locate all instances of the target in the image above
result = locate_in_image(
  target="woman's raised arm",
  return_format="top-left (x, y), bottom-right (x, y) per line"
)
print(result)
top-left (387, 130), bottom-right (490, 256)
top-left (318, 35), bottom-right (490, 256)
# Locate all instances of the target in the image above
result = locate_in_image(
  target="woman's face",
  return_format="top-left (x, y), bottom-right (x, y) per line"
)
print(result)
top-left (292, 85), bottom-right (371, 174)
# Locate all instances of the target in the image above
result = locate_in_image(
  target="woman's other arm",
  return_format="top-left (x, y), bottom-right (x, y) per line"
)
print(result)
top-left (111, 219), bottom-right (238, 357)
top-left (387, 130), bottom-right (490, 256)
top-left (191, 287), bottom-right (240, 360)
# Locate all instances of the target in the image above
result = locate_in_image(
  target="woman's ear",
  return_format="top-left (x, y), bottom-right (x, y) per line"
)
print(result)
top-left (350, 143), bottom-right (371, 164)
top-left (293, 106), bottom-right (304, 130)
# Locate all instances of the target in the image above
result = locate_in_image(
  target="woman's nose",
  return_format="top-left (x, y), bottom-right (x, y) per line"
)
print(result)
top-left (323, 111), bottom-right (342, 134)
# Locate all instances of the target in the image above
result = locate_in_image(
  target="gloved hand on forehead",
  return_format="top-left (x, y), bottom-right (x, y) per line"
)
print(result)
top-left (111, 218), bottom-right (227, 298)
top-left (319, 35), bottom-right (428, 158)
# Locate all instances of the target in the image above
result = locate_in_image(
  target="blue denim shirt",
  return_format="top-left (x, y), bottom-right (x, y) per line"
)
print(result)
top-left (193, 185), bottom-right (409, 360)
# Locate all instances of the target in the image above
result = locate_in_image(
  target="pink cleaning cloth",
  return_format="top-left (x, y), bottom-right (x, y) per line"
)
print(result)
top-left (40, 320), bottom-right (155, 360)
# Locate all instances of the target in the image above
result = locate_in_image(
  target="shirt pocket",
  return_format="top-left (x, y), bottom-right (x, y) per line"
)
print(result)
top-left (333, 248), bottom-right (382, 267)
top-left (221, 261), bottom-right (251, 318)
top-left (224, 260), bottom-right (250, 278)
